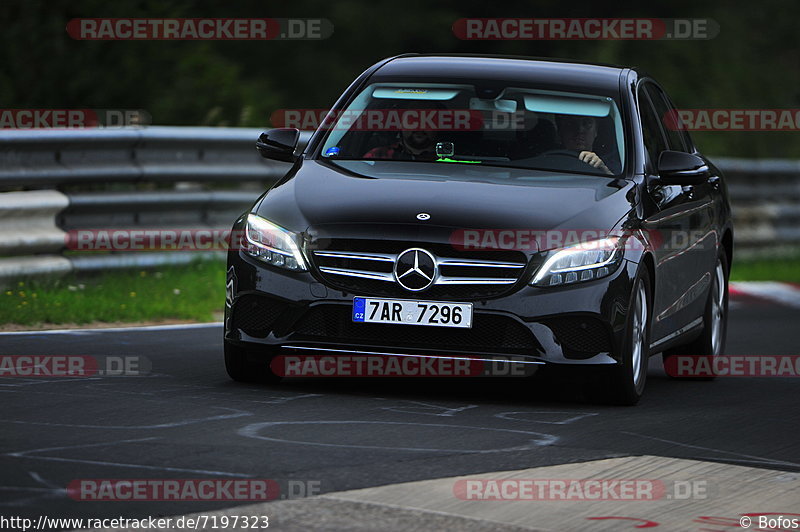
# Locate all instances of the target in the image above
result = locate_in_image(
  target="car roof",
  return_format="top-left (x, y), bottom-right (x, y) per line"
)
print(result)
top-left (372, 54), bottom-right (631, 94)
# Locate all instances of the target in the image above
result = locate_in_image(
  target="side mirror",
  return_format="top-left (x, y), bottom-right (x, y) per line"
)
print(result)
top-left (256, 128), bottom-right (300, 163)
top-left (657, 150), bottom-right (709, 186)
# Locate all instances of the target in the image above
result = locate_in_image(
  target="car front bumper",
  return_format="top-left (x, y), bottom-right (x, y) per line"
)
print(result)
top-left (225, 249), bottom-right (639, 367)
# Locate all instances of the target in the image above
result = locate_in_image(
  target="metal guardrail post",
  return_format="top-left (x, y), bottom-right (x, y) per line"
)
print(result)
top-left (0, 190), bottom-right (72, 280)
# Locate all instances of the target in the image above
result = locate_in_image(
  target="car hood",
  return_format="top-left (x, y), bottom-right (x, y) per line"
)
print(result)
top-left (254, 160), bottom-right (637, 252)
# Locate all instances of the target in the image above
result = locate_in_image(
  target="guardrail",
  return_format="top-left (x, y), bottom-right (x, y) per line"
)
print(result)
top-left (0, 127), bottom-right (797, 283)
top-left (0, 127), bottom-right (296, 187)
top-left (0, 127), bottom-right (314, 281)
top-left (713, 157), bottom-right (800, 251)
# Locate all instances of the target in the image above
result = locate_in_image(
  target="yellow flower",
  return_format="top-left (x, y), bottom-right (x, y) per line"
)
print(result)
top-left (17, 281), bottom-right (24, 287)
top-left (21, 301), bottom-right (28, 306)
top-left (5, 291), bottom-right (11, 296)
top-left (139, 271), bottom-right (147, 277)
top-left (129, 292), bottom-right (136, 298)
top-left (18, 291), bottom-right (25, 298)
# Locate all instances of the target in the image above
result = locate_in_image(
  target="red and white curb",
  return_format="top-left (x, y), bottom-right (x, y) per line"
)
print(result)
top-left (730, 281), bottom-right (800, 309)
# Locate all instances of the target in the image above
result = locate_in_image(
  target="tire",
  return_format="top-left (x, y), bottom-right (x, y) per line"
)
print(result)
top-left (588, 266), bottom-right (652, 406)
top-left (662, 253), bottom-right (729, 380)
top-left (224, 341), bottom-right (281, 384)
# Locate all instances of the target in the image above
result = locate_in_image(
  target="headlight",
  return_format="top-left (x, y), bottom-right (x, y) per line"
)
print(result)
top-left (243, 214), bottom-right (307, 271)
top-left (531, 237), bottom-right (623, 287)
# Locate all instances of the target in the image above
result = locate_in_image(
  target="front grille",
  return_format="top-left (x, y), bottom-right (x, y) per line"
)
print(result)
top-left (311, 240), bottom-right (528, 300)
top-left (291, 304), bottom-right (539, 353)
top-left (541, 316), bottom-right (612, 357)
top-left (232, 295), bottom-right (287, 337)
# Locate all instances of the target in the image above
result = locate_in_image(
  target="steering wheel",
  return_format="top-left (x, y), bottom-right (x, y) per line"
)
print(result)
top-left (540, 149), bottom-right (582, 158)
top-left (525, 148), bottom-right (600, 173)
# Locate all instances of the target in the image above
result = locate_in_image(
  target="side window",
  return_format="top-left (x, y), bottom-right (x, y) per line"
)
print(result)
top-left (644, 83), bottom-right (688, 152)
top-left (662, 88), bottom-right (695, 153)
top-left (637, 88), bottom-right (667, 172)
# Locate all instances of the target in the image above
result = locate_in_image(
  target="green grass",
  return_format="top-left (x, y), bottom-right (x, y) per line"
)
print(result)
top-left (0, 259), bottom-right (226, 327)
top-left (730, 256), bottom-right (800, 283)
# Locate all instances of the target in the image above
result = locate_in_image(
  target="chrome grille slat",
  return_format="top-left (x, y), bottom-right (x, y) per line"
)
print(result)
top-left (437, 259), bottom-right (525, 268)
top-left (314, 251), bottom-right (395, 262)
top-left (318, 266), bottom-right (395, 282)
top-left (435, 277), bottom-right (518, 285)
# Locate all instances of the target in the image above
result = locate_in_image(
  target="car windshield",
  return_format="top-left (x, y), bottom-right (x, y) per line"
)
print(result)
top-left (318, 82), bottom-right (625, 176)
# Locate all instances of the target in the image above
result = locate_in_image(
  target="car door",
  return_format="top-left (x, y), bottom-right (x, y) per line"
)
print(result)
top-left (638, 81), bottom-right (716, 346)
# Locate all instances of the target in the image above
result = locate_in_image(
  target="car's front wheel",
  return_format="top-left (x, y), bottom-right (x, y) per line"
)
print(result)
top-left (224, 341), bottom-right (281, 384)
top-left (588, 266), bottom-right (651, 405)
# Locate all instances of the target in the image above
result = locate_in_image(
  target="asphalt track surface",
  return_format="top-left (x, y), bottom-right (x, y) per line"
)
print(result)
top-left (0, 290), bottom-right (798, 529)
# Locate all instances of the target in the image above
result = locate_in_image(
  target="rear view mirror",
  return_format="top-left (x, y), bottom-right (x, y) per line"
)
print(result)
top-left (256, 128), bottom-right (300, 163)
top-left (657, 150), bottom-right (709, 185)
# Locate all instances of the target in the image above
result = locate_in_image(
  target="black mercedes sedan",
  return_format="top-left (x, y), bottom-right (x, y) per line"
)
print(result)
top-left (224, 54), bottom-right (733, 405)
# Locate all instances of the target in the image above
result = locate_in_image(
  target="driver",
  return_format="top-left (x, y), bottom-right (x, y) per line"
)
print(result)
top-left (363, 129), bottom-right (438, 161)
top-left (554, 114), bottom-right (613, 175)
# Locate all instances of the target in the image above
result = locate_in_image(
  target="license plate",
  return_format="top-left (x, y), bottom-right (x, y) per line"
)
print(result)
top-left (352, 297), bottom-right (472, 328)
